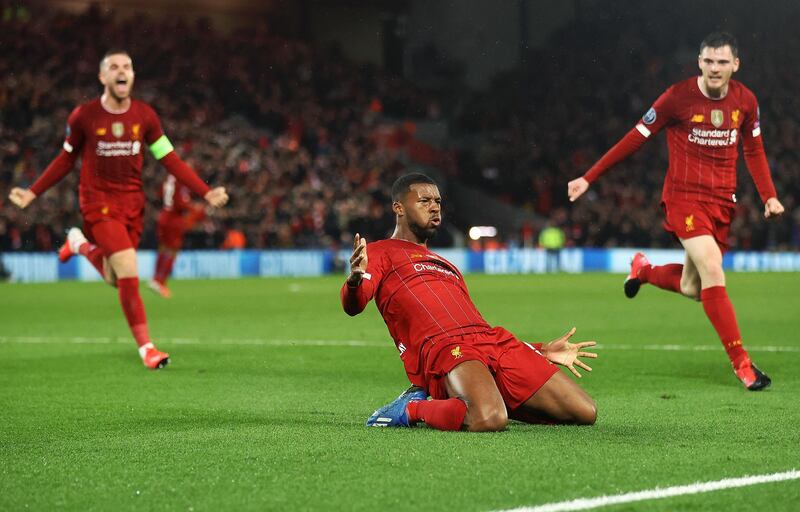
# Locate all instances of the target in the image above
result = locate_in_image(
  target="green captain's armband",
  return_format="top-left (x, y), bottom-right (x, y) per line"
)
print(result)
top-left (149, 135), bottom-right (174, 160)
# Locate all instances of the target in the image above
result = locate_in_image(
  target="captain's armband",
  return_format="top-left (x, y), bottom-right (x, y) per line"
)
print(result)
top-left (149, 135), bottom-right (174, 160)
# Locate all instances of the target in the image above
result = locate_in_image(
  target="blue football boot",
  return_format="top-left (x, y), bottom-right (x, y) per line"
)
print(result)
top-left (366, 386), bottom-right (428, 427)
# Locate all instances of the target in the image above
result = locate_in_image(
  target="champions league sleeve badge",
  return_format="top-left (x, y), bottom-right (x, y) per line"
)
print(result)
top-left (642, 107), bottom-right (657, 125)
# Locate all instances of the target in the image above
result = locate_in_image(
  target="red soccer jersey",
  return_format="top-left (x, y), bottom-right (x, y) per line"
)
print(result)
top-left (585, 77), bottom-right (777, 205)
top-left (341, 239), bottom-right (490, 385)
top-left (60, 98), bottom-right (163, 209)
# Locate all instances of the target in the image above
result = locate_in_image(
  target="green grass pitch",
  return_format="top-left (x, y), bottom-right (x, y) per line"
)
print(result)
top-left (1, 273), bottom-right (799, 511)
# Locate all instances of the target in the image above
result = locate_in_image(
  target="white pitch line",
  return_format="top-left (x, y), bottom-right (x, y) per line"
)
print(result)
top-left (595, 344), bottom-right (800, 353)
top-left (0, 336), bottom-right (797, 352)
top-left (497, 469), bottom-right (800, 512)
top-left (0, 336), bottom-right (386, 348)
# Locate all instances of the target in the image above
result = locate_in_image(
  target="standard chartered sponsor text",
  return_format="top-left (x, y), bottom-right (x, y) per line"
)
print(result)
top-left (414, 262), bottom-right (459, 279)
top-left (96, 140), bottom-right (141, 156)
top-left (687, 127), bottom-right (737, 146)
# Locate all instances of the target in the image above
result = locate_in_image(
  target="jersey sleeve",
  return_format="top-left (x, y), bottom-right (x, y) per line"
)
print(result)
top-left (62, 106), bottom-right (86, 155)
top-left (29, 107), bottom-right (83, 196)
top-left (143, 104), bottom-right (176, 160)
top-left (143, 104), bottom-right (166, 146)
top-left (741, 91), bottom-right (762, 139)
top-left (740, 92), bottom-right (777, 202)
top-left (633, 86), bottom-right (678, 139)
top-left (582, 86), bottom-right (678, 183)
top-left (340, 244), bottom-right (387, 316)
top-left (144, 104), bottom-right (211, 196)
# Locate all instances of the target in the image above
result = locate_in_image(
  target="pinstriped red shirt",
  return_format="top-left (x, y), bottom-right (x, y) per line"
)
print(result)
top-left (584, 77), bottom-right (777, 206)
top-left (61, 98), bottom-right (164, 208)
top-left (341, 238), bottom-right (490, 385)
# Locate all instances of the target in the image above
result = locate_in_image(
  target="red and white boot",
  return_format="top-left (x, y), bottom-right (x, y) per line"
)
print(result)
top-left (58, 227), bottom-right (89, 263)
top-left (624, 251), bottom-right (651, 299)
top-left (139, 343), bottom-right (170, 370)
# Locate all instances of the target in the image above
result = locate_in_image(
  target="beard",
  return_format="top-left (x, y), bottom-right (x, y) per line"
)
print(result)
top-left (409, 222), bottom-right (438, 242)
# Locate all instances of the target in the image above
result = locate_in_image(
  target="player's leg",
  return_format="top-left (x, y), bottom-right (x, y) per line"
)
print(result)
top-left (625, 251), bottom-right (684, 298)
top-left (150, 243), bottom-right (177, 298)
top-left (367, 360), bottom-right (505, 432)
top-left (440, 360), bottom-right (508, 432)
top-left (509, 371), bottom-right (596, 425)
top-left (678, 251), bottom-right (701, 301)
top-left (58, 227), bottom-right (107, 280)
top-left (92, 220), bottom-right (169, 369)
top-left (681, 235), bottom-right (770, 390)
top-left (493, 340), bottom-right (596, 425)
top-left (628, 200), bottom-right (706, 300)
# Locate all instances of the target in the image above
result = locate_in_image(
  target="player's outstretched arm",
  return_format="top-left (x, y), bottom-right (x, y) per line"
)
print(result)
top-left (540, 327), bottom-right (598, 378)
top-left (567, 177), bottom-right (590, 202)
top-left (764, 197), bottom-right (785, 219)
top-left (8, 188), bottom-right (37, 209)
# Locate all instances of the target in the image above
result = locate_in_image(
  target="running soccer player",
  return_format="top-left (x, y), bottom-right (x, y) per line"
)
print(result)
top-left (8, 50), bottom-right (228, 369)
top-left (567, 32), bottom-right (784, 390)
top-left (149, 174), bottom-right (207, 298)
top-left (341, 173), bottom-right (598, 431)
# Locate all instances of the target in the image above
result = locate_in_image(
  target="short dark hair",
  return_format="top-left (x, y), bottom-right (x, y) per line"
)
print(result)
top-left (100, 49), bottom-right (131, 70)
top-left (391, 173), bottom-right (437, 202)
top-left (700, 32), bottom-right (738, 58)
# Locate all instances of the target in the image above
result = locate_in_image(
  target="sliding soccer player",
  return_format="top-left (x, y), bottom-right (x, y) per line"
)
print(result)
top-left (567, 32), bottom-right (784, 390)
top-left (8, 50), bottom-right (228, 369)
top-left (342, 173), bottom-right (598, 431)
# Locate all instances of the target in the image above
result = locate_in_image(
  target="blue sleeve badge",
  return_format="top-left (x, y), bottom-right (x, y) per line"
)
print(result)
top-left (65, 124), bottom-right (71, 138)
top-left (642, 107), bottom-right (657, 125)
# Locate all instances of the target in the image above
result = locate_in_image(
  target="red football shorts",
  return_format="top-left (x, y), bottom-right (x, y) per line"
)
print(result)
top-left (424, 326), bottom-right (559, 410)
top-left (82, 203), bottom-right (144, 255)
top-left (662, 200), bottom-right (733, 252)
top-left (156, 212), bottom-right (188, 250)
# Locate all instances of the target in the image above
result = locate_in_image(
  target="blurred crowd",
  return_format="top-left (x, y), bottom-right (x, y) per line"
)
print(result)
top-left (453, 3), bottom-right (799, 250)
top-left (0, 4), bottom-right (434, 251)
top-left (1, 3), bottom-right (797, 252)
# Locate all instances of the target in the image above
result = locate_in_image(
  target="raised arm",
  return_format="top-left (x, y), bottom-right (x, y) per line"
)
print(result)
top-left (9, 107), bottom-right (84, 209)
top-left (146, 107), bottom-right (228, 208)
top-left (340, 234), bottom-right (380, 316)
top-left (568, 87), bottom-right (676, 202)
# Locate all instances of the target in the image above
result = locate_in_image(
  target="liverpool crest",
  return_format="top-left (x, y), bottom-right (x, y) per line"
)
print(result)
top-left (112, 122), bottom-right (124, 138)
top-left (710, 110), bottom-right (724, 128)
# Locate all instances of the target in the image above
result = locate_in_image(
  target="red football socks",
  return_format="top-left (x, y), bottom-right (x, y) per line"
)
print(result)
top-left (154, 253), bottom-right (177, 285)
top-left (701, 286), bottom-right (748, 368)
top-left (638, 263), bottom-right (682, 293)
top-left (407, 398), bottom-right (467, 431)
top-left (154, 253), bottom-right (165, 283)
top-left (117, 277), bottom-right (151, 348)
top-left (79, 243), bottom-right (105, 277)
top-left (163, 254), bottom-right (176, 283)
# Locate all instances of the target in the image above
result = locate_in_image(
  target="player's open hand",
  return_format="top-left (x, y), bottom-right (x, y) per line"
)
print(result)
top-left (347, 233), bottom-right (368, 286)
top-left (567, 177), bottom-right (589, 202)
top-left (764, 197), bottom-right (784, 219)
top-left (204, 187), bottom-right (228, 208)
top-left (8, 187), bottom-right (36, 209)
top-left (542, 327), bottom-right (597, 378)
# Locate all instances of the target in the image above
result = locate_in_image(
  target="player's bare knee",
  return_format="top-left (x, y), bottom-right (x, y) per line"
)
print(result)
top-left (574, 399), bottom-right (597, 426)
top-left (467, 406), bottom-right (508, 432)
top-left (680, 280), bottom-right (700, 300)
top-left (101, 258), bottom-right (118, 287)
